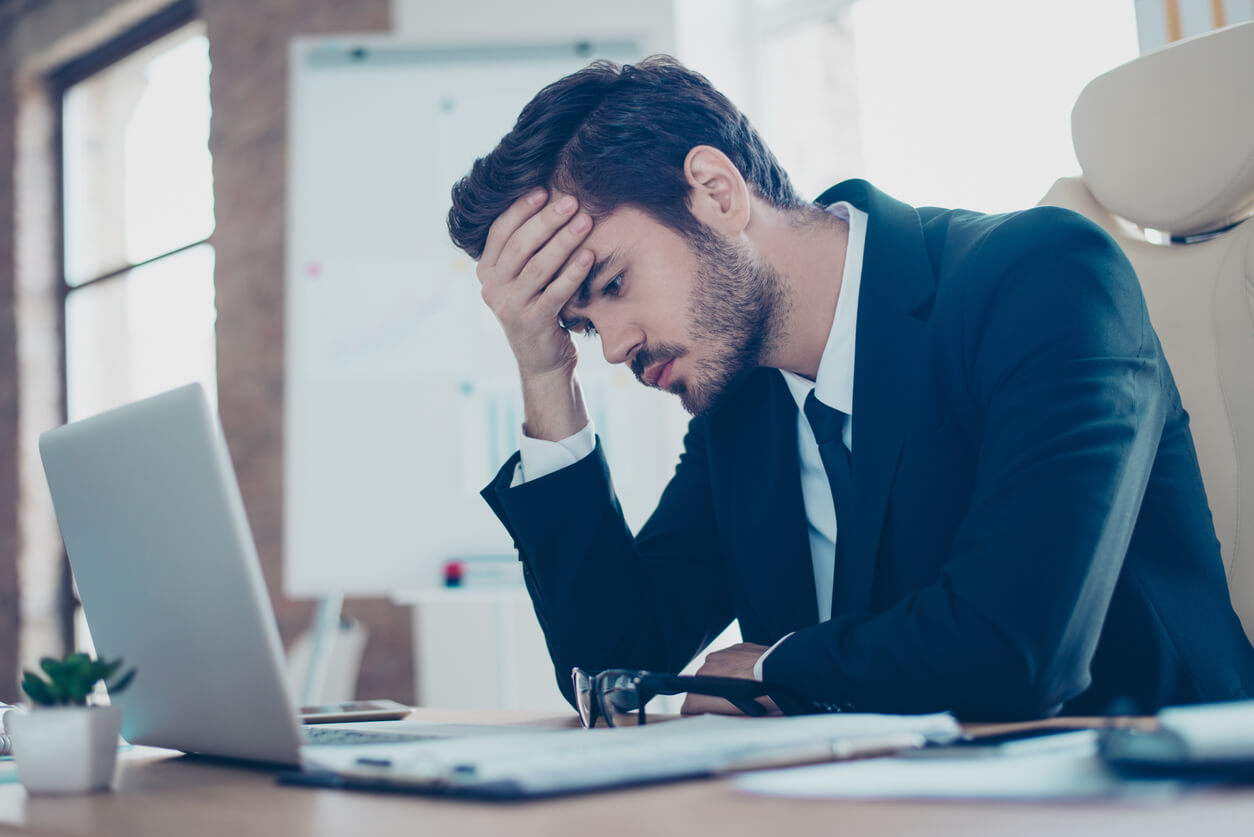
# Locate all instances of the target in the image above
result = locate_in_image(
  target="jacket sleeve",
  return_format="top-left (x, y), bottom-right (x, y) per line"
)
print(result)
top-left (482, 417), bottom-right (735, 707)
top-left (764, 210), bottom-right (1167, 720)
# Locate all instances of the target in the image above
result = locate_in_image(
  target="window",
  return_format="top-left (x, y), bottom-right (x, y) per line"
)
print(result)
top-left (54, 13), bottom-right (216, 652)
top-left (60, 19), bottom-right (216, 425)
top-left (749, 0), bottom-right (1140, 211)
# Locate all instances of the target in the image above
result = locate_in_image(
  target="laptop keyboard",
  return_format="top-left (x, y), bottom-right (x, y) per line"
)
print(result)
top-left (302, 726), bottom-right (439, 747)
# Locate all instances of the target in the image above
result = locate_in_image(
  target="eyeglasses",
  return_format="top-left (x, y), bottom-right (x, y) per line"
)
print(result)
top-left (571, 667), bottom-right (837, 728)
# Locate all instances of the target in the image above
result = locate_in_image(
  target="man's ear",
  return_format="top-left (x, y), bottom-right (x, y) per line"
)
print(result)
top-left (684, 145), bottom-right (750, 236)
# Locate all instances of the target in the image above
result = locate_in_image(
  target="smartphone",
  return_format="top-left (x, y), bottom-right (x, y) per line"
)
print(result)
top-left (299, 699), bottom-right (412, 724)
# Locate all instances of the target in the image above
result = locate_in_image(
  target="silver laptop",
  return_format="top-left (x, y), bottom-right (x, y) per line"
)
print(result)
top-left (39, 383), bottom-right (536, 767)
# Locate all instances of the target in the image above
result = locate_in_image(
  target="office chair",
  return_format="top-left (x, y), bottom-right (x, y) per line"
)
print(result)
top-left (1040, 20), bottom-right (1254, 642)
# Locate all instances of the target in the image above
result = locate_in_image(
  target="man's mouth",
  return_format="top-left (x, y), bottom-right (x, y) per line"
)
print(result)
top-left (642, 358), bottom-right (675, 389)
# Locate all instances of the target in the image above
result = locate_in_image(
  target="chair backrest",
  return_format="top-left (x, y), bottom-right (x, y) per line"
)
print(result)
top-left (1041, 21), bottom-right (1254, 642)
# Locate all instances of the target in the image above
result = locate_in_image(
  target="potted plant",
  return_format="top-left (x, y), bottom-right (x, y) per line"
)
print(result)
top-left (6, 652), bottom-right (136, 794)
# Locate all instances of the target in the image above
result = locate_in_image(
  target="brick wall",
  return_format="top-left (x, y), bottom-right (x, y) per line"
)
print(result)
top-left (0, 14), bottom-right (20, 703)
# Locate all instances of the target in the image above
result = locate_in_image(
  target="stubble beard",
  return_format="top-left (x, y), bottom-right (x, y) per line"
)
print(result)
top-left (672, 227), bottom-right (790, 416)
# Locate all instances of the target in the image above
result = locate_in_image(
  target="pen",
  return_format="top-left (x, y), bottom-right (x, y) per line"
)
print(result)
top-left (718, 732), bottom-right (928, 773)
top-left (899, 729), bottom-right (1098, 759)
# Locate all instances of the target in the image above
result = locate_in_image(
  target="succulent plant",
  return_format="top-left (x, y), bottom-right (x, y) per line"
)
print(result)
top-left (20, 652), bottom-right (136, 707)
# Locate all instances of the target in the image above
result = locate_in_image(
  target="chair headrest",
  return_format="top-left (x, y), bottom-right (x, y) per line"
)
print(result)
top-left (1071, 21), bottom-right (1254, 237)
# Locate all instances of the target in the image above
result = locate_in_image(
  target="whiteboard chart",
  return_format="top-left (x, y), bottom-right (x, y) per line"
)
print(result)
top-left (285, 38), bottom-right (689, 596)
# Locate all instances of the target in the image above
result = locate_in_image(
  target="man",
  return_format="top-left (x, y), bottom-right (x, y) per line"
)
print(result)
top-left (446, 56), bottom-right (1254, 720)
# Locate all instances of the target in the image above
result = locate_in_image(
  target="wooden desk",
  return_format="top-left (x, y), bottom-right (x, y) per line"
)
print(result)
top-left (2, 709), bottom-right (1253, 837)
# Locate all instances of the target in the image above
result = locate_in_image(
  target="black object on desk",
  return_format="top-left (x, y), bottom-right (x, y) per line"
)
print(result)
top-left (1100, 727), bottom-right (1254, 782)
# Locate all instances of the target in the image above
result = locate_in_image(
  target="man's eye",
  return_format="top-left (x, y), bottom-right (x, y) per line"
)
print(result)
top-left (604, 274), bottom-right (623, 297)
top-left (564, 317), bottom-right (598, 338)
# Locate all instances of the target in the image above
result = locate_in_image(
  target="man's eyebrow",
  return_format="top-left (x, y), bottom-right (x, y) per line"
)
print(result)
top-left (572, 249), bottom-right (620, 309)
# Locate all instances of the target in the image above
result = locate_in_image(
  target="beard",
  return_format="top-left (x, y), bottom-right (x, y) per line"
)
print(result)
top-left (630, 227), bottom-right (789, 416)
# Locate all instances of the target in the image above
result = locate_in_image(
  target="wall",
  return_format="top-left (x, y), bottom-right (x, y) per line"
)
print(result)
top-left (1135, 0), bottom-right (1254, 51)
top-left (0, 0), bottom-right (413, 703)
top-left (0, 4), bottom-right (21, 704)
top-left (393, 0), bottom-right (675, 49)
top-left (200, 0), bottom-right (405, 703)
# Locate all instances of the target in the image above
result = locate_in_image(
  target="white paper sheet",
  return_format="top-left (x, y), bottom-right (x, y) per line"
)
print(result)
top-left (735, 730), bottom-right (1178, 800)
top-left (303, 712), bottom-right (961, 795)
top-left (1159, 699), bottom-right (1254, 759)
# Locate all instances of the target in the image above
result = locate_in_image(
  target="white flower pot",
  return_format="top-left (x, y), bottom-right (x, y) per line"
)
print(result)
top-left (7, 705), bottom-right (123, 794)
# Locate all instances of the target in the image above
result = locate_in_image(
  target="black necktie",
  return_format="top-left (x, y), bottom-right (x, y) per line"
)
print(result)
top-left (804, 390), bottom-right (855, 606)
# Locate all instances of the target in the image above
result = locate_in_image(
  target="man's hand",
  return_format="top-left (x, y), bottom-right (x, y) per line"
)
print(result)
top-left (476, 190), bottom-right (595, 440)
top-left (681, 643), bottom-right (781, 716)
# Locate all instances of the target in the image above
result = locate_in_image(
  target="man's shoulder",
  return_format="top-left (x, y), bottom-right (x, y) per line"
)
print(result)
top-left (913, 202), bottom-right (1133, 319)
top-left (818, 178), bottom-right (1120, 276)
top-left (921, 203), bottom-right (1117, 266)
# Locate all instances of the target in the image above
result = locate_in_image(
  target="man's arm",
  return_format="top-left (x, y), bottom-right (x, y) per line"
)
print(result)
top-left (474, 192), bottom-right (734, 707)
top-left (483, 419), bottom-right (736, 708)
top-left (476, 189), bottom-right (593, 441)
top-left (760, 212), bottom-right (1167, 720)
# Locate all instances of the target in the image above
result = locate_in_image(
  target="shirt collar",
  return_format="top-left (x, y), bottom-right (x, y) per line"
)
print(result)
top-left (780, 201), bottom-right (868, 415)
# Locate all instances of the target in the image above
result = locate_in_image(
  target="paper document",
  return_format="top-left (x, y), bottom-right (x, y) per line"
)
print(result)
top-left (1158, 699), bottom-right (1254, 760)
top-left (736, 730), bottom-right (1178, 800)
top-left (299, 711), bottom-right (959, 798)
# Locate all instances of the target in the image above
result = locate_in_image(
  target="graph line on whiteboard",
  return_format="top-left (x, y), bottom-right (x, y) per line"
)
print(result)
top-left (295, 258), bottom-right (478, 379)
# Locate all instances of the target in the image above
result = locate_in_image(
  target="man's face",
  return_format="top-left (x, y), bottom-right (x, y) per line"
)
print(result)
top-left (559, 206), bottom-right (786, 415)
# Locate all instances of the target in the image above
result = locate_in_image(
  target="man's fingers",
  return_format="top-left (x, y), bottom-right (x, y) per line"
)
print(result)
top-left (492, 193), bottom-right (580, 284)
top-left (533, 248), bottom-right (593, 318)
top-left (481, 189), bottom-right (547, 269)
top-left (514, 212), bottom-right (592, 298)
top-left (680, 694), bottom-right (747, 716)
top-left (679, 693), bottom-right (780, 716)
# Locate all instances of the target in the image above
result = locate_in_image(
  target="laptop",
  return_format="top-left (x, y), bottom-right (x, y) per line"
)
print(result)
top-left (38, 383), bottom-right (541, 768)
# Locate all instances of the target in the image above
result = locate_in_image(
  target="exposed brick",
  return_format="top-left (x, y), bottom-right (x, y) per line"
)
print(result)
top-left (0, 35), bottom-right (21, 703)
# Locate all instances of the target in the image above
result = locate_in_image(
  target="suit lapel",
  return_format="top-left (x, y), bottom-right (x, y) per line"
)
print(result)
top-left (719, 371), bottom-right (819, 637)
top-left (816, 180), bottom-right (936, 616)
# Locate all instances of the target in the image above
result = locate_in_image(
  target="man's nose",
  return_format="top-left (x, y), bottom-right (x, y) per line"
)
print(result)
top-left (599, 321), bottom-right (642, 366)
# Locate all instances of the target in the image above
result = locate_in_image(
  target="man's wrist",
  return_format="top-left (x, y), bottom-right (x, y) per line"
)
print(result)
top-left (520, 369), bottom-right (589, 442)
top-left (753, 632), bottom-right (794, 681)
top-left (514, 421), bottom-right (596, 485)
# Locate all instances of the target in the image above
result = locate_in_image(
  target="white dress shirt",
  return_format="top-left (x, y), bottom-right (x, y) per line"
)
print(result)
top-left (511, 202), bottom-right (870, 683)
top-left (754, 201), bottom-right (866, 678)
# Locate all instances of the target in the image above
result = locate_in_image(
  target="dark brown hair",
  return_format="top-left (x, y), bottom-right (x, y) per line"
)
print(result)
top-left (447, 55), bottom-right (803, 259)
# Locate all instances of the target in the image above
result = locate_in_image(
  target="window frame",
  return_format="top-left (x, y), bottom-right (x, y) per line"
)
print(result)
top-left (45, 0), bottom-right (205, 649)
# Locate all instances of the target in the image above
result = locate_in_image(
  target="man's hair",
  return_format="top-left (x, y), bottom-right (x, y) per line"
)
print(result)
top-left (447, 55), bottom-right (803, 259)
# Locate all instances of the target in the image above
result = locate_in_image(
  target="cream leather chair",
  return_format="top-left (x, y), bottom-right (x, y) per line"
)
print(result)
top-left (1040, 21), bottom-right (1254, 642)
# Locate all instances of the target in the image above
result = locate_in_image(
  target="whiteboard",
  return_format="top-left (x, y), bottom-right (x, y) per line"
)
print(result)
top-left (285, 38), bottom-right (689, 596)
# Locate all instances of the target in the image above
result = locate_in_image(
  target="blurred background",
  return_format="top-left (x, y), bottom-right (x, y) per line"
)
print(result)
top-left (0, 0), bottom-right (1244, 711)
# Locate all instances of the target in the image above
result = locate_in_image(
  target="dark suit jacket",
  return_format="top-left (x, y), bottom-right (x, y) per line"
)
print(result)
top-left (483, 179), bottom-right (1254, 720)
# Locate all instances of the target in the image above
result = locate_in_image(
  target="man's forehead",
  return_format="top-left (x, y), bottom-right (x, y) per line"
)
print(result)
top-left (559, 205), bottom-right (671, 317)
top-left (562, 210), bottom-right (632, 308)
top-left (581, 204), bottom-right (657, 248)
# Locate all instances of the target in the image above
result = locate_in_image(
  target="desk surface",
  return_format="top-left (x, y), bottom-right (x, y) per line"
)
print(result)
top-left (2, 709), bottom-right (1253, 837)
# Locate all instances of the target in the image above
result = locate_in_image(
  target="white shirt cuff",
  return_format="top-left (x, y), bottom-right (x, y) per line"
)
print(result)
top-left (510, 421), bottom-right (597, 487)
top-left (753, 632), bottom-right (794, 681)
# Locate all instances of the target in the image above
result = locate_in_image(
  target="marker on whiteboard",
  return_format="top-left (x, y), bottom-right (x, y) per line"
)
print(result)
top-left (443, 560), bottom-right (465, 587)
